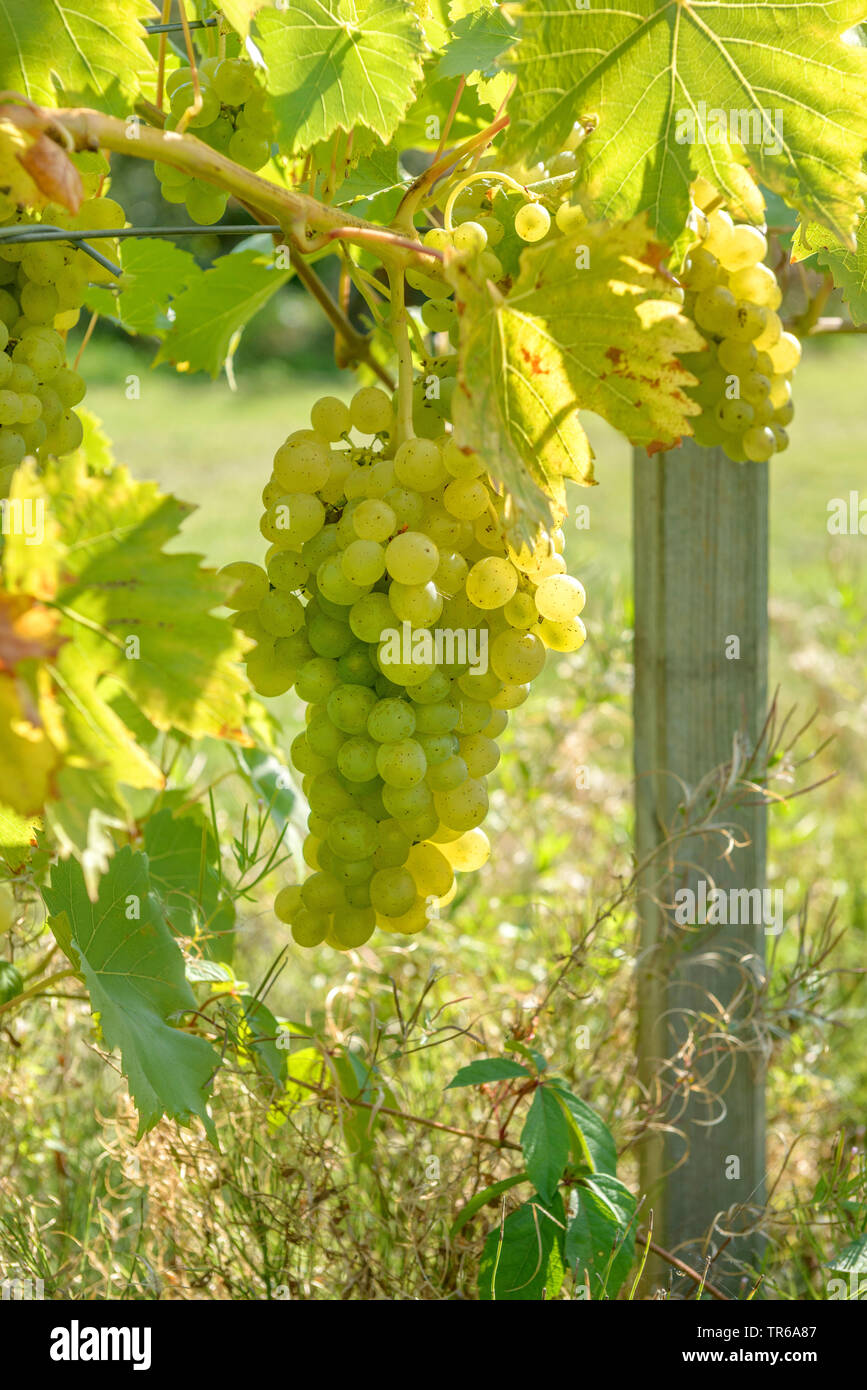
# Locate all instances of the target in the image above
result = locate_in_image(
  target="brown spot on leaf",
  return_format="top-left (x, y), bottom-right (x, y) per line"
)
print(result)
top-left (519, 346), bottom-right (547, 375)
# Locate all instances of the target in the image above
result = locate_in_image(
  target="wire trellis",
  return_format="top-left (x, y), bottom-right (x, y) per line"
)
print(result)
top-left (0, 223), bottom-right (284, 279)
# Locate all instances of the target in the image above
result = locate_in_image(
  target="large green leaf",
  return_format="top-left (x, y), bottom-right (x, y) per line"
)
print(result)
top-left (449, 218), bottom-right (702, 529)
top-left (507, 0), bottom-right (867, 248)
top-left (144, 807), bottom-right (235, 961)
top-left (520, 1085), bottom-right (571, 1201)
top-left (565, 1174), bottom-right (637, 1298)
top-left (437, 3), bottom-right (514, 79)
top-left (0, 0), bottom-right (156, 116)
top-left (478, 1192), bottom-right (566, 1300)
top-left (219, 0), bottom-right (270, 38)
top-left (792, 215), bottom-right (867, 325)
top-left (827, 1234), bottom-right (867, 1273)
top-left (43, 848), bottom-right (219, 1140)
top-left (255, 0), bottom-right (426, 154)
top-left (155, 248), bottom-right (292, 377)
top-left (87, 239), bottom-right (202, 339)
top-left (2, 457), bottom-right (250, 855)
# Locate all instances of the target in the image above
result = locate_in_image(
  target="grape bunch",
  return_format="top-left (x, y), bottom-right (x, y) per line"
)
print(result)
top-left (222, 387), bottom-right (586, 952)
top-left (679, 182), bottom-right (799, 463)
top-left (0, 193), bottom-right (111, 479)
top-left (156, 57), bottom-right (275, 224)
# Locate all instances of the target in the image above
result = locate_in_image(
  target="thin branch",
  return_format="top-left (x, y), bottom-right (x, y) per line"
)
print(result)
top-left (635, 1231), bottom-right (730, 1301)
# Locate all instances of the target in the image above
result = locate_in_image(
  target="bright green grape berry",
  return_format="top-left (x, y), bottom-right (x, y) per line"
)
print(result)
top-left (514, 202), bottom-right (551, 243)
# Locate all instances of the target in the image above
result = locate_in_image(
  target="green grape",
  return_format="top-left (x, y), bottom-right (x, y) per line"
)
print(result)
top-left (490, 681), bottom-right (530, 709)
top-left (219, 561), bottom-right (269, 610)
top-left (443, 477), bottom-right (489, 520)
top-left (228, 127), bottom-right (270, 170)
top-left (0, 391), bottom-right (22, 425)
top-left (43, 409), bottom-right (83, 456)
top-left (369, 867), bottom-right (416, 917)
top-left (537, 617), bottom-right (586, 652)
top-left (388, 580), bottom-right (442, 627)
top-left (337, 736), bottom-right (379, 782)
top-left (742, 425), bottom-right (776, 462)
top-left (246, 642), bottom-right (295, 697)
top-left (514, 202), bottom-right (551, 242)
top-left (0, 431), bottom-right (25, 468)
top-left (341, 538), bottom-right (386, 586)
top-left (533, 573), bottom-right (585, 621)
top-left (350, 386), bottom-right (393, 435)
top-left (717, 339), bottom-right (758, 375)
top-left (443, 439), bottom-right (485, 479)
top-left (465, 556), bottom-right (518, 609)
top-left (376, 738), bottom-right (427, 788)
top-left (291, 731), bottom-right (327, 775)
top-left (330, 906), bottom-right (376, 949)
top-left (426, 754), bottom-right (468, 791)
top-left (716, 398), bottom-right (755, 432)
top-left (258, 590), bottom-right (304, 637)
top-left (307, 610), bottom-right (355, 657)
top-left (326, 810), bottom-right (379, 860)
top-left (337, 642), bottom-right (378, 686)
top-left (452, 221), bottom-right (487, 255)
top-left (381, 781), bottom-right (433, 822)
top-left (311, 395), bottom-right (351, 441)
top-left (433, 778), bottom-right (489, 832)
top-left (273, 437), bottom-right (331, 492)
top-left (373, 819), bottom-right (413, 868)
top-left (326, 683), bottom-right (378, 736)
top-left (394, 437), bottom-right (447, 491)
top-left (413, 699), bottom-right (459, 733)
top-left (351, 498), bottom-right (395, 542)
top-left (385, 531), bottom-right (439, 584)
top-left (295, 657), bottom-right (341, 704)
top-left (301, 872), bottom-right (345, 914)
top-left (720, 223), bottom-right (767, 271)
top-left (268, 550), bottom-right (308, 591)
top-left (416, 733), bottom-right (458, 765)
top-left (694, 286), bottom-right (737, 337)
top-left (384, 486), bottom-right (425, 529)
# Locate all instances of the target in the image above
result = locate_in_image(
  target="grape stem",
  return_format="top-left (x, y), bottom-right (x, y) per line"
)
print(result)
top-left (388, 264), bottom-right (415, 445)
top-left (0, 99), bottom-right (440, 276)
top-left (442, 169), bottom-right (528, 231)
top-left (236, 194), bottom-right (396, 389)
top-left (393, 112), bottom-right (510, 231)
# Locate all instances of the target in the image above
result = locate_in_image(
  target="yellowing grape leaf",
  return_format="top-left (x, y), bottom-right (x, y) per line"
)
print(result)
top-left (448, 218), bottom-right (702, 529)
top-left (2, 457), bottom-right (251, 855)
top-left (507, 0), bottom-right (867, 248)
top-left (155, 248), bottom-right (291, 378)
top-left (43, 848), bottom-right (219, 1141)
top-left (219, 0), bottom-right (270, 38)
top-left (255, 0), bottom-right (426, 154)
top-left (0, 593), bottom-right (61, 817)
top-left (792, 215), bottom-right (867, 325)
top-left (0, 0), bottom-right (157, 116)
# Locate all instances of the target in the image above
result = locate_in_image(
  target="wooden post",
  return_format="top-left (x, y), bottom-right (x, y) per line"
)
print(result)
top-left (634, 441), bottom-right (768, 1297)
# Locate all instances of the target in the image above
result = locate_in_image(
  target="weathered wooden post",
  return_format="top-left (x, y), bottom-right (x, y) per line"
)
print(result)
top-left (634, 441), bottom-right (768, 1296)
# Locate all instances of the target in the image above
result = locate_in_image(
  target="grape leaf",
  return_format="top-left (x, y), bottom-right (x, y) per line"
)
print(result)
top-left (333, 144), bottom-right (407, 219)
top-left (2, 457), bottom-right (250, 855)
top-left (0, 803), bottom-right (40, 872)
top-left (792, 215), bottom-right (867, 325)
top-left (43, 848), bottom-right (219, 1141)
top-left (506, 0), bottom-right (867, 248)
top-left (437, 4), bottom-right (514, 78)
top-left (565, 1174), bottom-right (637, 1298)
top-left (86, 238), bottom-right (202, 338)
top-left (448, 218), bottom-right (702, 529)
top-left (0, 594), bottom-right (62, 817)
top-left (0, 0), bottom-right (157, 116)
top-left (144, 807), bottom-right (235, 960)
top-left (219, 0), bottom-right (271, 38)
top-left (478, 1192), bottom-right (566, 1300)
top-left (255, 0), bottom-right (426, 153)
top-left (155, 248), bottom-right (292, 377)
